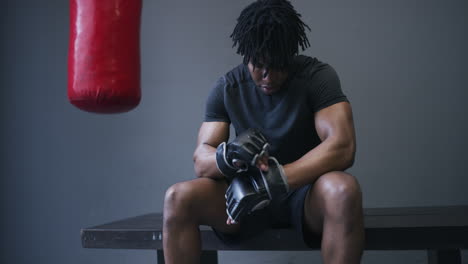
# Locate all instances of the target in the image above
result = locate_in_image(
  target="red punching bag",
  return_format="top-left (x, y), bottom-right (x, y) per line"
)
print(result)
top-left (68, 0), bottom-right (142, 113)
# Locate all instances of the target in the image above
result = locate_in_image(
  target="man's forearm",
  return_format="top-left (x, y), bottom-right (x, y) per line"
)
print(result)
top-left (193, 143), bottom-right (225, 179)
top-left (283, 139), bottom-right (355, 190)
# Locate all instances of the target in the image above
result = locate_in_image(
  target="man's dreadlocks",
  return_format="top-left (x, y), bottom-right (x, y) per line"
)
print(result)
top-left (230, 0), bottom-right (311, 70)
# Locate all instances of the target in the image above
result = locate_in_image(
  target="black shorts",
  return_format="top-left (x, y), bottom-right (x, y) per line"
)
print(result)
top-left (213, 183), bottom-right (321, 247)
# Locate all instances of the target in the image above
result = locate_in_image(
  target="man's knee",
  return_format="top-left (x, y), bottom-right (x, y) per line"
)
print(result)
top-left (164, 181), bottom-right (199, 222)
top-left (164, 178), bottom-right (227, 223)
top-left (315, 171), bottom-right (362, 217)
top-left (165, 180), bottom-right (199, 209)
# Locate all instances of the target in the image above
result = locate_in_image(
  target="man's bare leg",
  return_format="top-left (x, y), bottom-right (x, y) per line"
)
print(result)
top-left (163, 178), bottom-right (240, 264)
top-left (304, 171), bottom-right (365, 264)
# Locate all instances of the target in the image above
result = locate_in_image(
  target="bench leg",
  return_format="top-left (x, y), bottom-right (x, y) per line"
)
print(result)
top-left (156, 250), bottom-right (218, 264)
top-left (157, 250), bottom-right (164, 264)
top-left (427, 249), bottom-right (461, 264)
top-left (200, 251), bottom-right (218, 264)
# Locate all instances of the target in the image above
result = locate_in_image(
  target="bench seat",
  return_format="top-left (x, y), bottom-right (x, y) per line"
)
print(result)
top-left (81, 206), bottom-right (468, 263)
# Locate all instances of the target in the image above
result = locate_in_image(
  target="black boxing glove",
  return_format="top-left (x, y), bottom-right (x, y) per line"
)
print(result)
top-left (225, 173), bottom-right (271, 223)
top-left (216, 128), bottom-right (269, 180)
top-left (260, 157), bottom-right (289, 199)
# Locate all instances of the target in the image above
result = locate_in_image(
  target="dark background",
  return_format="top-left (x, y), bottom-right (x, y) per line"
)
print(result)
top-left (1, 0), bottom-right (467, 263)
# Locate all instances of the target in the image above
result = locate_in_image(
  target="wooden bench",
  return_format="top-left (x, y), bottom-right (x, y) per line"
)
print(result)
top-left (81, 206), bottom-right (468, 263)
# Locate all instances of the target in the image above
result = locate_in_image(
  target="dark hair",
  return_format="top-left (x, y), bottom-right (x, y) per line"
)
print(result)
top-left (230, 0), bottom-right (311, 70)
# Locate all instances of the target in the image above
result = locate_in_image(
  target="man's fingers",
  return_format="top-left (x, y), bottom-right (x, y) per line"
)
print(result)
top-left (256, 154), bottom-right (270, 171)
top-left (226, 217), bottom-right (238, 225)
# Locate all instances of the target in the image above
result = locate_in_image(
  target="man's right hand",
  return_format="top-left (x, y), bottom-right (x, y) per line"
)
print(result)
top-left (225, 157), bottom-right (290, 224)
top-left (216, 128), bottom-right (269, 180)
top-left (225, 173), bottom-right (271, 223)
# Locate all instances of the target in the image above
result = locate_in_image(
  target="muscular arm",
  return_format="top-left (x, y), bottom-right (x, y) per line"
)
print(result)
top-left (282, 101), bottom-right (356, 189)
top-left (193, 122), bottom-right (230, 179)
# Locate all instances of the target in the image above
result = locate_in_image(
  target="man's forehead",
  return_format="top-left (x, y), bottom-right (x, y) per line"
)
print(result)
top-left (249, 55), bottom-right (292, 70)
top-left (252, 54), bottom-right (272, 63)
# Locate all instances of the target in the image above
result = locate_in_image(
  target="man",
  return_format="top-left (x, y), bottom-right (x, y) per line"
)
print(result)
top-left (163, 0), bottom-right (364, 263)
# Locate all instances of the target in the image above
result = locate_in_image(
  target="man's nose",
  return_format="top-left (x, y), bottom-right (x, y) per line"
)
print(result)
top-left (262, 68), bottom-right (270, 79)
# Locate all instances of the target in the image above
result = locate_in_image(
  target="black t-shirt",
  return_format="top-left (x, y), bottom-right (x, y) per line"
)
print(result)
top-left (204, 55), bottom-right (348, 165)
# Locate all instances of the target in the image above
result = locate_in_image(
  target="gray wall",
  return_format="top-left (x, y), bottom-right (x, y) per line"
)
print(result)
top-left (1, 0), bottom-right (467, 263)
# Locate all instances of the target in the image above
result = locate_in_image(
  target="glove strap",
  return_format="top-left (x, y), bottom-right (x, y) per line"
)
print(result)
top-left (215, 142), bottom-right (238, 181)
top-left (260, 157), bottom-right (289, 199)
top-left (250, 143), bottom-right (270, 167)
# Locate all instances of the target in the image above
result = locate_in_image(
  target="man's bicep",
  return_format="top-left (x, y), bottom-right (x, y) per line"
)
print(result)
top-left (196, 121), bottom-right (230, 148)
top-left (314, 101), bottom-right (355, 144)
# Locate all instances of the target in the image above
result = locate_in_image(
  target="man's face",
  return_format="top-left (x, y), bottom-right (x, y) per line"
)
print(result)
top-left (248, 61), bottom-right (289, 95)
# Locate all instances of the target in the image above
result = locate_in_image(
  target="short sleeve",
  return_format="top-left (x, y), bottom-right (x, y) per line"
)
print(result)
top-left (309, 65), bottom-right (349, 113)
top-left (204, 77), bottom-right (231, 123)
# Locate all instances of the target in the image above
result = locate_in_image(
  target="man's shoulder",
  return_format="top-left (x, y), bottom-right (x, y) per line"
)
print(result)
top-left (293, 55), bottom-right (335, 80)
top-left (210, 63), bottom-right (251, 98)
top-left (223, 63), bottom-right (250, 87)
